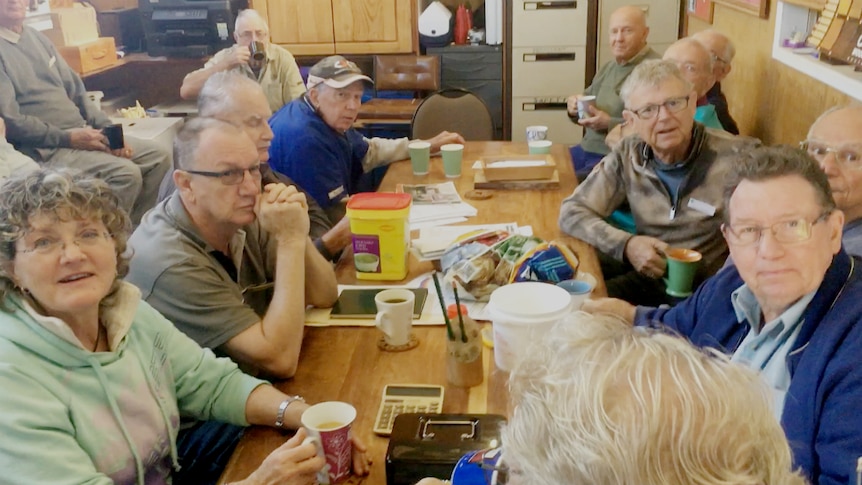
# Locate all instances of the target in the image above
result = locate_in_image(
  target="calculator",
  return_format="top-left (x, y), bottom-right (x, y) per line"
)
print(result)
top-left (373, 384), bottom-right (445, 436)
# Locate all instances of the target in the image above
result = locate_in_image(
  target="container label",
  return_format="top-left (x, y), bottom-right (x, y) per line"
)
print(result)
top-left (352, 235), bottom-right (381, 274)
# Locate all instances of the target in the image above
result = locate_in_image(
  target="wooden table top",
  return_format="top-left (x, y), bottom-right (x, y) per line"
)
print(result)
top-left (218, 141), bottom-right (604, 484)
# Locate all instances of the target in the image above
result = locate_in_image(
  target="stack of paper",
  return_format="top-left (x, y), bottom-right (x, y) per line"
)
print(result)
top-left (411, 223), bottom-right (533, 261)
top-left (397, 182), bottom-right (478, 229)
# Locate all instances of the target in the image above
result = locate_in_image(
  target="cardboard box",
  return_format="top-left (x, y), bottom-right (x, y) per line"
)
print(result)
top-left (87, 0), bottom-right (138, 11)
top-left (43, 4), bottom-right (99, 47)
top-left (59, 37), bottom-right (118, 74)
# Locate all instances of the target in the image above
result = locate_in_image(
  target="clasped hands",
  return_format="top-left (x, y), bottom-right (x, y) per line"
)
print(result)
top-left (256, 183), bottom-right (311, 242)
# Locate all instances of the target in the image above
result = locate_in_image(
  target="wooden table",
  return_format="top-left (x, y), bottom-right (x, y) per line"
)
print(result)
top-left (218, 141), bottom-right (604, 484)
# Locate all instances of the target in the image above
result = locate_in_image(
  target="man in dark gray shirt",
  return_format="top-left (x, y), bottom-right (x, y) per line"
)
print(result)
top-left (0, 1), bottom-right (169, 224)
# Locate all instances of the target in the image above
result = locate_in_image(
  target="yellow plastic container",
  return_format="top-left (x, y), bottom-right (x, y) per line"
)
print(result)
top-left (346, 193), bottom-right (412, 280)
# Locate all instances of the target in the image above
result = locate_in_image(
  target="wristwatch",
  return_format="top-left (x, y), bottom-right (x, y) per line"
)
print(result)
top-left (275, 395), bottom-right (305, 428)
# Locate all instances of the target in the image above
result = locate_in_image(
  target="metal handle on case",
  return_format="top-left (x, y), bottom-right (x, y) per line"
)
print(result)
top-left (421, 419), bottom-right (478, 440)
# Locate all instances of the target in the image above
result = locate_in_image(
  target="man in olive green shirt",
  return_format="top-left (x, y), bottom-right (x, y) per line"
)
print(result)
top-left (180, 9), bottom-right (306, 113)
top-left (566, 6), bottom-right (659, 180)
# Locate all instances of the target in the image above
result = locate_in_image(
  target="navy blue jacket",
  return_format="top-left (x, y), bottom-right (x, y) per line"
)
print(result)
top-left (637, 250), bottom-right (862, 485)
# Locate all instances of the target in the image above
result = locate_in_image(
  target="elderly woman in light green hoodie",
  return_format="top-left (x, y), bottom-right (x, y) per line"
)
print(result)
top-left (0, 169), bottom-right (370, 484)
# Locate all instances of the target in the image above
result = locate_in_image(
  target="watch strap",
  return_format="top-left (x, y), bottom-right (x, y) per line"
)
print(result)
top-left (275, 395), bottom-right (305, 428)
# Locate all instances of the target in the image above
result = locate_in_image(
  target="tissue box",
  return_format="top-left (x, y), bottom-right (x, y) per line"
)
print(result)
top-left (58, 37), bottom-right (118, 74)
top-left (43, 4), bottom-right (99, 47)
top-left (480, 155), bottom-right (556, 181)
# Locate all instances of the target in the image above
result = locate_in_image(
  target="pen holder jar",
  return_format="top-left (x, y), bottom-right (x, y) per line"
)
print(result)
top-left (446, 304), bottom-right (484, 387)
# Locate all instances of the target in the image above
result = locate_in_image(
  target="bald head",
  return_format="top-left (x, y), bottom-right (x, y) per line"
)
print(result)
top-left (663, 38), bottom-right (715, 98)
top-left (806, 105), bottom-right (862, 222)
top-left (692, 29), bottom-right (734, 82)
top-left (609, 6), bottom-right (650, 64)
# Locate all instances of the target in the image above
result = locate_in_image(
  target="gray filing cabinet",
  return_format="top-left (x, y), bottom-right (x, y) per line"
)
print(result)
top-left (426, 45), bottom-right (503, 140)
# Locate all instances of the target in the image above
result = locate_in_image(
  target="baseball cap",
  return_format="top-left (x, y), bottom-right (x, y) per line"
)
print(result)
top-left (307, 55), bottom-right (373, 89)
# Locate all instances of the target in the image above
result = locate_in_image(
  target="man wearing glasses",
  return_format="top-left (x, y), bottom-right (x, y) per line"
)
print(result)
top-left (803, 105), bottom-right (862, 257)
top-left (179, 9), bottom-right (306, 113)
top-left (128, 117), bottom-right (337, 379)
top-left (692, 29), bottom-right (739, 135)
top-left (585, 145), bottom-right (862, 485)
top-left (559, 59), bottom-right (756, 306)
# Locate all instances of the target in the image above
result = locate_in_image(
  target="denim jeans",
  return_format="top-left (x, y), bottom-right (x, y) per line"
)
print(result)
top-left (173, 420), bottom-right (245, 485)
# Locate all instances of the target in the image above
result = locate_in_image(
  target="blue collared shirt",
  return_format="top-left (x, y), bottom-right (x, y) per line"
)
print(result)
top-left (729, 284), bottom-right (815, 419)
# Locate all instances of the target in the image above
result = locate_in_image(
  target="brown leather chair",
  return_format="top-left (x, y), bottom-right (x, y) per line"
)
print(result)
top-left (357, 55), bottom-right (441, 122)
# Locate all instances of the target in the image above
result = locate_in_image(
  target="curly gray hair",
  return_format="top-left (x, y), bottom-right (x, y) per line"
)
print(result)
top-left (0, 169), bottom-right (131, 308)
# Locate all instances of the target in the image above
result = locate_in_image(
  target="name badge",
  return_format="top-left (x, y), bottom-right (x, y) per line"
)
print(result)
top-left (328, 185), bottom-right (345, 201)
top-left (48, 56), bottom-right (56, 68)
top-left (687, 197), bottom-right (716, 216)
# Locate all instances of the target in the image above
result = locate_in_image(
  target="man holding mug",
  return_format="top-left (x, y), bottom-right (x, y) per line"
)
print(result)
top-left (180, 9), bottom-right (306, 113)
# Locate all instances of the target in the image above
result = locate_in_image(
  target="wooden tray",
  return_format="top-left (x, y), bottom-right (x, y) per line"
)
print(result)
top-left (479, 155), bottom-right (556, 181)
top-left (473, 169), bottom-right (560, 190)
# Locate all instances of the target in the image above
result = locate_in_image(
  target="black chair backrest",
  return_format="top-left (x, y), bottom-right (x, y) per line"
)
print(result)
top-left (410, 88), bottom-right (494, 141)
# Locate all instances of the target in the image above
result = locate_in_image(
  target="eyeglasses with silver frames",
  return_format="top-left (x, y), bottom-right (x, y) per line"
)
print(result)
top-left (627, 95), bottom-right (690, 120)
top-left (800, 140), bottom-right (862, 169)
top-left (18, 229), bottom-right (113, 256)
top-left (722, 212), bottom-right (832, 246)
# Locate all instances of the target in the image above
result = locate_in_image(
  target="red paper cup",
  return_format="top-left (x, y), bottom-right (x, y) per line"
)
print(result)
top-left (301, 401), bottom-right (357, 484)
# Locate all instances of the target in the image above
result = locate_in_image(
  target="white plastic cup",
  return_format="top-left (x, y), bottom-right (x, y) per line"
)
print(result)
top-left (577, 95), bottom-right (597, 119)
top-left (525, 125), bottom-right (548, 142)
top-left (488, 282), bottom-right (572, 371)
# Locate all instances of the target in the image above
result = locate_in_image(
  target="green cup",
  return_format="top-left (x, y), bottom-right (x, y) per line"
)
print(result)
top-left (663, 248), bottom-right (702, 297)
top-left (408, 141), bottom-right (431, 175)
top-left (528, 140), bottom-right (552, 154)
top-left (441, 143), bottom-right (463, 178)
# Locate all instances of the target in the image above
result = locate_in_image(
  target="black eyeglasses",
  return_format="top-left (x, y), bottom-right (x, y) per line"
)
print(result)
top-left (627, 95), bottom-right (690, 120)
top-left (184, 163), bottom-right (264, 185)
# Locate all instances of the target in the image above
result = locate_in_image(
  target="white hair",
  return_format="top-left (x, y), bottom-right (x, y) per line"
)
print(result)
top-left (502, 312), bottom-right (808, 485)
top-left (620, 59), bottom-right (693, 107)
top-left (235, 8), bottom-right (267, 33)
top-left (197, 71), bottom-right (264, 118)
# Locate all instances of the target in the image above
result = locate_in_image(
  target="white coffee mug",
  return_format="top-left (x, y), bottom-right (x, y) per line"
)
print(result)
top-left (374, 289), bottom-right (415, 346)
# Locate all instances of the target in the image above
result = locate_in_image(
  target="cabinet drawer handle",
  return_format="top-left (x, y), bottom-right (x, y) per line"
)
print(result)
top-left (90, 49), bottom-right (108, 60)
top-left (522, 53), bottom-right (577, 62)
top-left (522, 102), bottom-right (568, 111)
top-left (524, 1), bottom-right (577, 10)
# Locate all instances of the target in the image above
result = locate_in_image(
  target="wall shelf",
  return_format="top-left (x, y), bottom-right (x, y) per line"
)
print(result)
top-left (772, 1), bottom-right (862, 101)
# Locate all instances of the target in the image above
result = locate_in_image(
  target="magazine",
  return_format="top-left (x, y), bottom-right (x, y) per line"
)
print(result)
top-left (396, 181), bottom-right (463, 204)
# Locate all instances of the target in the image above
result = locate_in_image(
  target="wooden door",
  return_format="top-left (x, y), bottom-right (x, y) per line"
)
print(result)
top-left (331, 0), bottom-right (413, 53)
top-left (261, 0), bottom-right (336, 55)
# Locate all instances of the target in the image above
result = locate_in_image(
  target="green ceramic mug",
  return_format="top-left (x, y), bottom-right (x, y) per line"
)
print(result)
top-left (663, 247), bottom-right (702, 297)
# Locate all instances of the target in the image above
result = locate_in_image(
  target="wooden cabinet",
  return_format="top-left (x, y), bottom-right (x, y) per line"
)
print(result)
top-left (252, 0), bottom-right (414, 55)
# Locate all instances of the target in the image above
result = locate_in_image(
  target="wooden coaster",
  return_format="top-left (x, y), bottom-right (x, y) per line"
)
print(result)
top-left (377, 333), bottom-right (420, 352)
top-left (464, 189), bottom-right (493, 200)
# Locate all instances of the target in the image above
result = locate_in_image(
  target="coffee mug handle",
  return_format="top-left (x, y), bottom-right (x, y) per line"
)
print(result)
top-left (302, 435), bottom-right (330, 485)
top-left (375, 311), bottom-right (393, 339)
top-left (301, 435), bottom-right (323, 455)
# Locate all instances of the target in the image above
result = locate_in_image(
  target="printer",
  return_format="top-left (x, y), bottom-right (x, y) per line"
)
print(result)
top-left (139, 0), bottom-right (235, 57)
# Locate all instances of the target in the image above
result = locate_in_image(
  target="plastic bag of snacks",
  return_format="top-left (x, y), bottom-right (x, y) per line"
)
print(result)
top-left (509, 241), bottom-right (580, 283)
top-left (440, 232), bottom-right (544, 301)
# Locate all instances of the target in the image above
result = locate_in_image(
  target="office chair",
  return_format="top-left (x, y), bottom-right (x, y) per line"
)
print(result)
top-left (357, 55), bottom-right (441, 121)
top-left (411, 88), bottom-right (494, 141)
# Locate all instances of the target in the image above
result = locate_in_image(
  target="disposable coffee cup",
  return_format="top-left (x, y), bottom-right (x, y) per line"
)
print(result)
top-left (249, 41), bottom-right (266, 62)
top-left (301, 401), bottom-right (357, 484)
top-left (375, 288), bottom-right (415, 347)
top-left (441, 143), bottom-right (464, 178)
top-left (408, 141), bottom-right (431, 175)
top-left (556, 279), bottom-right (594, 310)
top-left (525, 125), bottom-right (548, 142)
top-left (577, 95), bottom-right (596, 119)
top-left (528, 140), bottom-right (552, 155)
top-left (663, 247), bottom-right (702, 297)
top-left (102, 124), bottom-right (125, 150)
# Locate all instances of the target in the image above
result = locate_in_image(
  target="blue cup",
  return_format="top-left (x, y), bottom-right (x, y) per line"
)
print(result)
top-left (451, 448), bottom-right (506, 485)
top-left (556, 279), bottom-right (594, 310)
